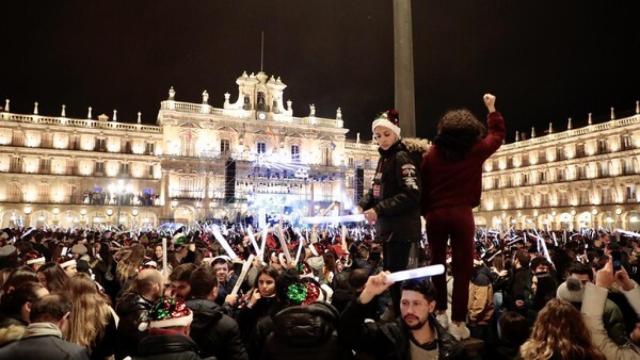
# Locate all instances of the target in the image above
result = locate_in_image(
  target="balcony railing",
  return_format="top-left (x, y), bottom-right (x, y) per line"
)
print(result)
top-left (0, 168), bottom-right (158, 180)
top-left (0, 142), bottom-right (157, 156)
top-left (0, 194), bottom-right (161, 207)
top-left (160, 100), bottom-right (344, 129)
top-left (0, 112), bottom-right (161, 133)
top-left (499, 114), bottom-right (640, 151)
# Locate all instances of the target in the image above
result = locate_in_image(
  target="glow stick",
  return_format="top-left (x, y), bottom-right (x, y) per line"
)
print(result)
top-left (486, 250), bottom-right (502, 262)
top-left (162, 237), bottom-right (168, 277)
top-left (231, 254), bottom-right (255, 296)
top-left (506, 237), bottom-right (523, 246)
top-left (274, 224), bottom-right (292, 263)
top-left (212, 225), bottom-right (238, 259)
top-left (293, 228), bottom-right (306, 263)
top-left (385, 264), bottom-right (445, 284)
top-left (294, 229), bottom-right (306, 245)
top-left (274, 224), bottom-right (287, 244)
top-left (539, 235), bottom-right (554, 266)
top-left (615, 229), bottom-right (640, 238)
top-left (552, 232), bottom-right (558, 246)
top-left (246, 226), bottom-right (261, 255)
top-left (294, 238), bottom-right (304, 265)
top-left (302, 214), bottom-right (365, 224)
top-left (260, 227), bottom-right (268, 259)
top-left (527, 231), bottom-right (554, 266)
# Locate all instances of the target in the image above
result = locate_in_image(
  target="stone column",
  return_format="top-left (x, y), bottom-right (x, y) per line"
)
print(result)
top-left (393, 0), bottom-right (416, 137)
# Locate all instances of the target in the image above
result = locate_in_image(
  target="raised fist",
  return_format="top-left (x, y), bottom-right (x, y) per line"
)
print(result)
top-left (483, 93), bottom-right (496, 113)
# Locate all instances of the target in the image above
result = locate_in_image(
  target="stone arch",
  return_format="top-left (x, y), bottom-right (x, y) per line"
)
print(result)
top-left (28, 210), bottom-right (53, 228)
top-left (577, 212), bottom-right (593, 229)
top-left (557, 212), bottom-right (573, 231)
top-left (59, 210), bottom-right (82, 228)
top-left (138, 211), bottom-right (158, 228)
top-left (1, 209), bottom-right (23, 228)
top-left (174, 206), bottom-right (195, 226)
top-left (625, 211), bottom-right (640, 231)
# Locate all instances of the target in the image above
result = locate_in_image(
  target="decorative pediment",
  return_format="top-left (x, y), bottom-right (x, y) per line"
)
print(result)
top-left (216, 126), bottom-right (238, 133)
top-left (177, 119), bottom-right (200, 128)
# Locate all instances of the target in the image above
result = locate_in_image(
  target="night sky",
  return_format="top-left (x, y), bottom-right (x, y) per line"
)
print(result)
top-left (1, 1), bottom-right (639, 141)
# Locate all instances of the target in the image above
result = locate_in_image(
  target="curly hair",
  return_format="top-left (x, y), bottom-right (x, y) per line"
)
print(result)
top-left (434, 109), bottom-right (486, 160)
top-left (520, 298), bottom-right (605, 360)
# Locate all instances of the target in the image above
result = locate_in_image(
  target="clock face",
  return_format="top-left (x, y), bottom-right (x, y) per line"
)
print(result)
top-left (258, 112), bottom-right (267, 120)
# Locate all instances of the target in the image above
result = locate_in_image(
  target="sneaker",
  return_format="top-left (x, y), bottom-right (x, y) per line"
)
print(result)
top-left (435, 312), bottom-right (449, 330)
top-left (448, 322), bottom-right (471, 340)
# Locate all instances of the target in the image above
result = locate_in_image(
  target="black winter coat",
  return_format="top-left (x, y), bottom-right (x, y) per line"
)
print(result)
top-left (339, 299), bottom-right (465, 360)
top-left (114, 292), bottom-right (154, 360)
top-left (132, 334), bottom-right (214, 360)
top-left (236, 296), bottom-right (281, 359)
top-left (260, 302), bottom-right (351, 360)
top-left (359, 141), bottom-right (421, 243)
top-left (186, 298), bottom-right (248, 360)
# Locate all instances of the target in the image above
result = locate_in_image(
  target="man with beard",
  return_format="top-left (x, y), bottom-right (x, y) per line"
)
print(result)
top-left (339, 273), bottom-right (464, 359)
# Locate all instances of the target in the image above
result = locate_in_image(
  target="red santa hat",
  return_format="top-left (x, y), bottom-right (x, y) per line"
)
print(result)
top-left (371, 109), bottom-right (401, 138)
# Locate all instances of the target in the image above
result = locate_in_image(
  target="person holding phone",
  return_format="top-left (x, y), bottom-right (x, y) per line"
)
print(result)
top-left (583, 258), bottom-right (640, 359)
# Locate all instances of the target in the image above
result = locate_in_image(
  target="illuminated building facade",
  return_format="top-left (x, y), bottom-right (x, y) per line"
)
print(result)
top-left (476, 105), bottom-right (640, 231)
top-left (0, 71), bottom-right (379, 227)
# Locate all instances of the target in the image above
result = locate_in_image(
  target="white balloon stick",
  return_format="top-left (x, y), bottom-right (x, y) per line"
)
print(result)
top-left (260, 227), bottom-right (268, 259)
top-left (162, 237), bottom-right (168, 277)
top-left (212, 225), bottom-right (238, 259)
top-left (231, 254), bottom-right (255, 296)
top-left (274, 224), bottom-right (292, 263)
top-left (385, 264), bottom-right (445, 284)
top-left (294, 238), bottom-right (304, 265)
top-left (616, 229), bottom-right (640, 238)
top-left (246, 226), bottom-right (261, 255)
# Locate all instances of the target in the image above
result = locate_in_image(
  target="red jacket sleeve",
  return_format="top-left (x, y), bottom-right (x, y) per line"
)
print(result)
top-left (475, 111), bottom-right (505, 159)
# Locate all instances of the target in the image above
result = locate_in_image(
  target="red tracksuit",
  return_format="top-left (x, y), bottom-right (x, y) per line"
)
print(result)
top-left (421, 111), bottom-right (505, 322)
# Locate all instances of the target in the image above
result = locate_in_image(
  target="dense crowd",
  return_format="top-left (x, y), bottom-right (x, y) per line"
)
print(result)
top-left (0, 223), bottom-right (637, 359)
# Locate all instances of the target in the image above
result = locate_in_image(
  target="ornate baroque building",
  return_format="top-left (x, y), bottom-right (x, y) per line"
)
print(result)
top-left (476, 106), bottom-right (640, 231)
top-left (0, 71), bottom-right (379, 228)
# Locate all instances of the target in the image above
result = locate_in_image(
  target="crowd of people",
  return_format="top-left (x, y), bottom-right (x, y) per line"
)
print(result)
top-left (0, 223), bottom-right (637, 359)
top-left (0, 94), bottom-right (639, 360)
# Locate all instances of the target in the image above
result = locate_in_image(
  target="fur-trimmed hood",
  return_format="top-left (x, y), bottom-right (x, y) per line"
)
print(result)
top-left (0, 324), bottom-right (25, 346)
top-left (401, 138), bottom-right (431, 153)
top-left (401, 138), bottom-right (430, 166)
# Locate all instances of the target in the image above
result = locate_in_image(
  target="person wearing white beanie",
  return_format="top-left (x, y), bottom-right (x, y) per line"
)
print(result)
top-left (357, 109), bottom-right (422, 317)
